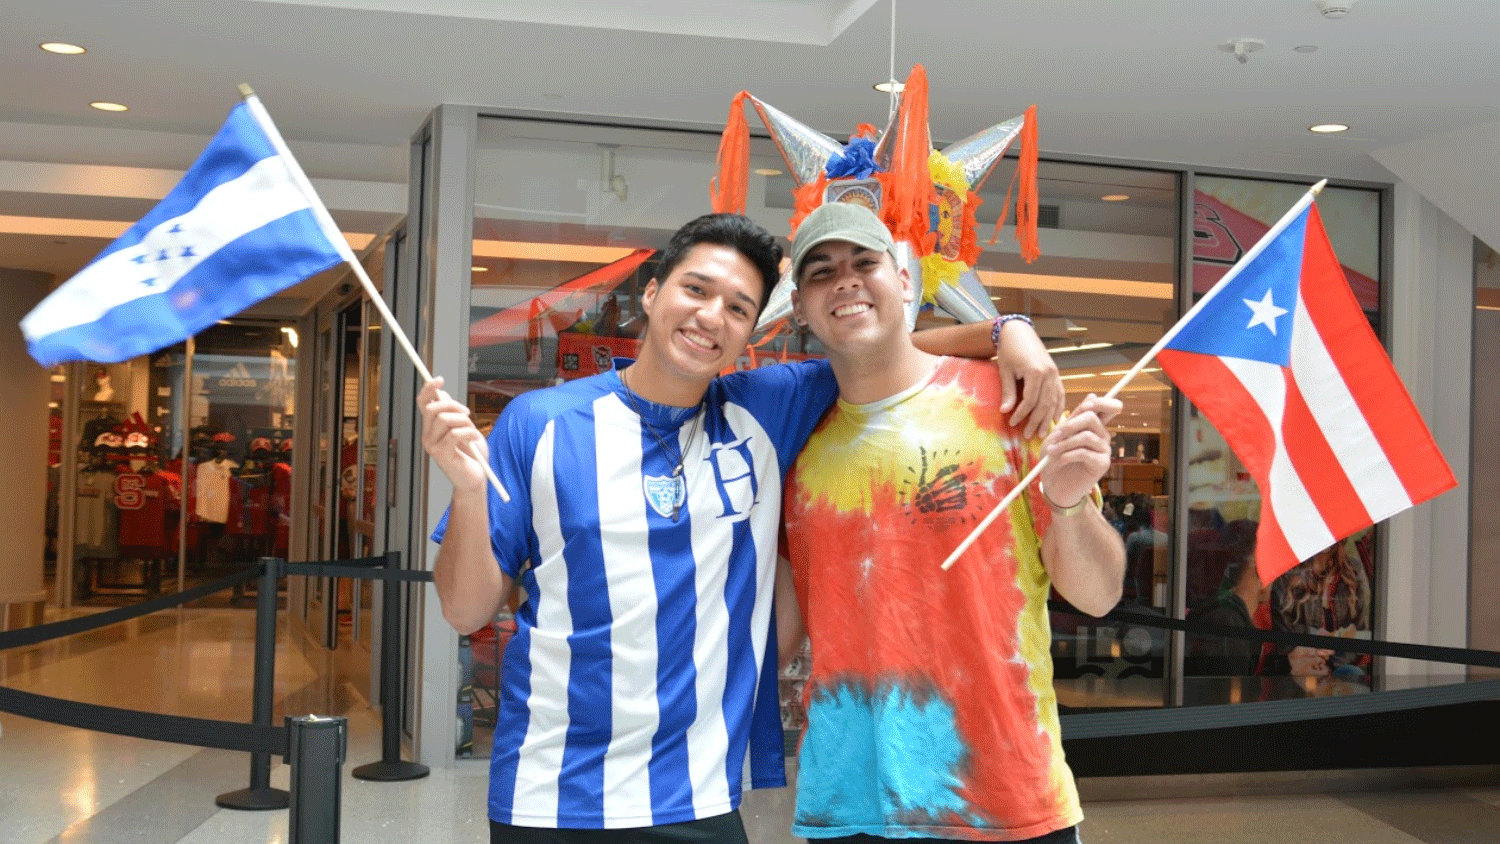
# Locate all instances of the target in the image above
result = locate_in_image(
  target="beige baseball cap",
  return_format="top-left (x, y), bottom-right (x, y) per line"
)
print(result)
top-left (789, 201), bottom-right (897, 284)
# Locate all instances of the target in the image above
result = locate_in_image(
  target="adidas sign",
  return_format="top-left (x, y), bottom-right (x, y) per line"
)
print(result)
top-left (218, 362), bottom-right (258, 388)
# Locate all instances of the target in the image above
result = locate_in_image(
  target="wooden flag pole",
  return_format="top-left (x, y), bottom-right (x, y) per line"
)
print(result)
top-left (239, 84), bottom-right (509, 501)
top-left (939, 180), bottom-right (1327, 571)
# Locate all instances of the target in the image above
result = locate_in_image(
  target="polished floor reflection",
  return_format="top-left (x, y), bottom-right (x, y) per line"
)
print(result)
top-left (2, 607), bottom-right (1497, 843)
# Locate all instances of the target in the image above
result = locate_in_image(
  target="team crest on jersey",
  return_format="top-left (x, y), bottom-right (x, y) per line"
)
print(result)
top-left (642, 473), bottom-right (686, 518)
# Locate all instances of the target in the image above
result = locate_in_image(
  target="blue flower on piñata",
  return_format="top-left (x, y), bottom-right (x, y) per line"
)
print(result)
top-left (825, 136), bottom-right (883, 180)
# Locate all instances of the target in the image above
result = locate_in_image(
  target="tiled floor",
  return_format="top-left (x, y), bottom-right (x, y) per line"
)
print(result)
top-left (3, 607), bottom-right (1498, 843)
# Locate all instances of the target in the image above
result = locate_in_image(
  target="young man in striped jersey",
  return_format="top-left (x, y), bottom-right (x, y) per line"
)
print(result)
top-left (420, 212), bottom-right (1061, 843)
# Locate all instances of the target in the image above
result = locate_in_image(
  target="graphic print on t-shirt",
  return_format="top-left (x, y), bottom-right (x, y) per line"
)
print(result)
top-left (783, 358), bottom-right (1082, 840)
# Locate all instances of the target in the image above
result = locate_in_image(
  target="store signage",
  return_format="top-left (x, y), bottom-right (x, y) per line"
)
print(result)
top-left (217, 362), bottom-right (258, 389)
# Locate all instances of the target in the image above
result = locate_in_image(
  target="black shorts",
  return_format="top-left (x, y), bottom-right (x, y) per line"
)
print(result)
top-left (818, 826), bottom-right (1080, 844)
top-left (490, 810), bottom-right (748, 844)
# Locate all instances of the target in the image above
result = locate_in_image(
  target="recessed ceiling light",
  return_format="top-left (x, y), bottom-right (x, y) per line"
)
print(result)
top-left (753, 167), bottom-right (783, 177)
top-left (1101, 194), bottom-right (1129, 202)
top-left (873, 80), bottom-right (905, 94)
top-left (90, 101), bottom-right (128, 112)
top-left (40, 42), bottom-right (86, 55)
top-left (1309, 122), bottom-right (1349, 133)
top-left (1293, 44), bottom-right (1319, 53)
top-left (471, 265), bottom-right (488, 272)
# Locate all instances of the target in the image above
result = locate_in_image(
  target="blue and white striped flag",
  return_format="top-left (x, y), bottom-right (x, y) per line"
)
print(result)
top-left (21, 94), bottom-right (357, 366)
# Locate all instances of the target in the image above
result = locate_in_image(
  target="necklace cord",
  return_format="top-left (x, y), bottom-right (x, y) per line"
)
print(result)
top-left (619, 367), bottom-right (705, 518)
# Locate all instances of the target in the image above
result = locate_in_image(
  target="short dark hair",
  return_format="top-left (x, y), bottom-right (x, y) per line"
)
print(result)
top-left (655, 213), bottom-right (782, 315)
top-left (1218, 519), bottom-right (1260, 587)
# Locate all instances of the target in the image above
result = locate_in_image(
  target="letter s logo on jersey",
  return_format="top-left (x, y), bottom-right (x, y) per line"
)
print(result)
top-left (114, 473), bottom-right (145, 510)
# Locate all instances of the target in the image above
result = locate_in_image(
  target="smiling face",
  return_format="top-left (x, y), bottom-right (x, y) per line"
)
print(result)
top-left (634, 242), bottom-right (763, 403)
top-left (792, 239), bottom-right (913, 363)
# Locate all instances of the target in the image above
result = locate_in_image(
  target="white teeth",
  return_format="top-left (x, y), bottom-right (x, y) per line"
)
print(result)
top-left (833, 303), bottom-right (871, 317)
top-left (680, 330), bottom-right (716, 350)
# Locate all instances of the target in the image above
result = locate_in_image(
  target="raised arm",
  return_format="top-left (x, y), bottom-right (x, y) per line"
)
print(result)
top-left (911, 316), bottom-right (1063, 438)
top-left (420, 377), bottom-right (513, 634)
top-left (1036, 393), bottom-right (1126, 617)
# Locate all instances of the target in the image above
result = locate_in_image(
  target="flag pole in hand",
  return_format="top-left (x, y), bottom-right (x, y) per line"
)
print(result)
top-left (238, 85), bottom-right (509, 502)
top-left (940, 180), bottom-right (1328, 571)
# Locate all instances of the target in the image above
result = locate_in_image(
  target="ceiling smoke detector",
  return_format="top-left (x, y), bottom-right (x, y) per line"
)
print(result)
top-left (1218, 38), bottom-right (1266, 64)
top-left (1316, 0), bottom-right (1357, 18)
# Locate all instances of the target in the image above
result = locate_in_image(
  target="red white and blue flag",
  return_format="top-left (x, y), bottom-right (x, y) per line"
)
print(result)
top-left (1157, 202), bottom-right (1455, 584)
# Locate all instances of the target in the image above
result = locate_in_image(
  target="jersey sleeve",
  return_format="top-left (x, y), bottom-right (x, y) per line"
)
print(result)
top-left (722, 359), bottom-right (839, 471)
top-left (429, 396), bottom-right (538, 579)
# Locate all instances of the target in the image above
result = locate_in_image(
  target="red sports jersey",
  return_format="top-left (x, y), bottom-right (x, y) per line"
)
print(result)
top-left (115, 471), bottom-right (174, 555)
top-left (271, 462), bottom-right (292, 557)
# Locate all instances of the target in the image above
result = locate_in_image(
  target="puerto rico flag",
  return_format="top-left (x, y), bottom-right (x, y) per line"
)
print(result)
top-left (1157, 202), bottom-right (1455, 584)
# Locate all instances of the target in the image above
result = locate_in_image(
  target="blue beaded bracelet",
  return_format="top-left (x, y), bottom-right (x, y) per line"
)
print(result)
top-left (991, 313), bottom-right (1033, 347)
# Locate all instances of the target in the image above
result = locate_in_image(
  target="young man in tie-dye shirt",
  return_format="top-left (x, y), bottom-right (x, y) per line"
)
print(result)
top-left (780, 202), bottom-right (1126, 843)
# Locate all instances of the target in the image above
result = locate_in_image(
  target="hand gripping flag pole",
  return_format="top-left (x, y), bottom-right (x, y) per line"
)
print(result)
top-left (941, 180), bottom-right (1330, 572)
top-left (236, 86), bottom-right (509, 502)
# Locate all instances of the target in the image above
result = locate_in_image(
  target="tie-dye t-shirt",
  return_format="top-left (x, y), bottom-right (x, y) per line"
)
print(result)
top-left (783, 356), bottom-right (1083, 841)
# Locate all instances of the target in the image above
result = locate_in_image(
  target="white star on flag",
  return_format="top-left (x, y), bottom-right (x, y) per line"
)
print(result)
top-left (1243, 288), bottom-right (1288, 335)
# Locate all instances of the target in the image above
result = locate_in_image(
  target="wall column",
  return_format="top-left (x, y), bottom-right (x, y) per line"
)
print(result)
top-left (1383, 185), bottom-right (1474, 688)
top-left (0, 268), bottom-right (55, 629)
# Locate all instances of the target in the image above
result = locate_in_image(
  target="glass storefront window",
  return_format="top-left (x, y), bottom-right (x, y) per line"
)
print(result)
top-left (183, 324), bottom-right (296, 586)
top-left (53, 322), bottom-right (295, 607)
top-left (977, 159), bottom-right (1181, 708)
top-left (1182, 175), bottom-right (1383, 700)
top-left (455, 116), bottom-right (1187, 754)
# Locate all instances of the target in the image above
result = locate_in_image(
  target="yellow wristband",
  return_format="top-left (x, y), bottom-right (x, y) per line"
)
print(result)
top-left (1038, 481), bottom-right (1089, 516)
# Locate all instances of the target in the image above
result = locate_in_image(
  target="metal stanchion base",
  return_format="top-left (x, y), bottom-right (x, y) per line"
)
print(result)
top-left (215, 787), bottom-right (290, 810)
top-left (352, 760), bottom-right (430, 781)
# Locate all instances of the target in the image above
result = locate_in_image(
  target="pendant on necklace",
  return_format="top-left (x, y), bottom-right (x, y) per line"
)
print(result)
top-left (643, 472), bottom-right (688, 520)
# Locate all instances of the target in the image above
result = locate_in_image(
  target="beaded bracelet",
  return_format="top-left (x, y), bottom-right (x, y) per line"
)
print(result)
top-left (991, 313), bottom-right (1033, 347)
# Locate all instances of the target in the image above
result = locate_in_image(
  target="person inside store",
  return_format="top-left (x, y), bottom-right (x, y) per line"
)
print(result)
top-left (1185, 518), bottom-right (1267, 677)
top-left (1181, 519), bottom-right (1340, 685)
top-left (1260, 536), bottom-right (1369, 683)
top-left (778, 202), bottom-right (1124, 844)
top-left (1121, 496), bottom-right (1165, 605)
top-left (419, 210), bottom-right (1065, 844)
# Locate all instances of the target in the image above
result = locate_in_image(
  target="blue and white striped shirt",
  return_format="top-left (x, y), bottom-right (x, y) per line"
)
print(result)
top-left (435, 359), bottom-right (836, 828)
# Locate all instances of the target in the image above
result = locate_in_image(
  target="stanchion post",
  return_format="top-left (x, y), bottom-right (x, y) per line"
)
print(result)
top-left (288, 714), bottom-right (346, 844)
top-left (217, 557), bottom-right (290, 810)
top-left (353, 551), bottom-right (429, 781)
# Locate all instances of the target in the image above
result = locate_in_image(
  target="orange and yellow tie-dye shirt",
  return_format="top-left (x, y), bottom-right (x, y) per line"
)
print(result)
top-left (783, 356), bottom-right (1083, 841)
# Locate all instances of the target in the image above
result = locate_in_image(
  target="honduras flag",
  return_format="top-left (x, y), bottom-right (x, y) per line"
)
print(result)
top-left (21, 94), bottom-right (356, 366)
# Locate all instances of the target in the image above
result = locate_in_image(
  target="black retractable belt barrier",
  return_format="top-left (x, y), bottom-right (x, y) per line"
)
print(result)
top-left (1047, 601), bottom-right (1500, 741)
top-left (352, 551), bottom-right (431, 782)
top-left (0, 566), bottom-right (259, 652)
top-left (281, 554), bottom-right (433, 780)
top-left (1088, 603), bottom-right (1500, 669)
top-left (287, 714), bottom-right (347, 844)
top-left (217, 557), bottom-right (290, 810)
top-left (0, 551), bottom-right (435, 828)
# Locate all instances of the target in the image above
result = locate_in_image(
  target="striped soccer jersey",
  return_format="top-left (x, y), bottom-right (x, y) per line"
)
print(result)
top-left (434, 359), bottom-right (837, 829)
